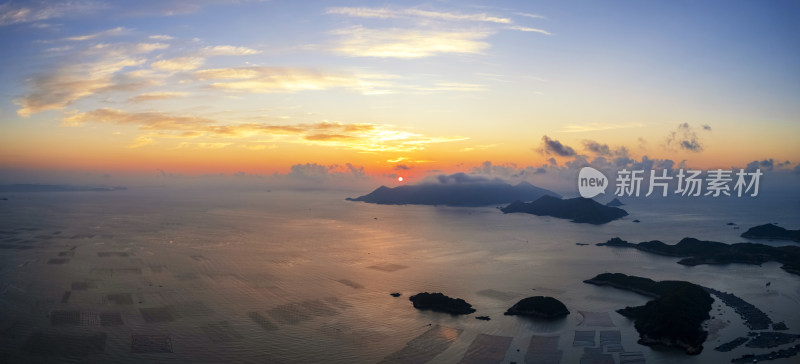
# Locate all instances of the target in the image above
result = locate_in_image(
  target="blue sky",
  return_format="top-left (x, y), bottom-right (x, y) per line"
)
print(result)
top-left (0, 0), bottom-right (798, 181)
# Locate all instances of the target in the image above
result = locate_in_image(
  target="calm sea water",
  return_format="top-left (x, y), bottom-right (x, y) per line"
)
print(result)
top-left (0, 188), bottom-right (798, 363)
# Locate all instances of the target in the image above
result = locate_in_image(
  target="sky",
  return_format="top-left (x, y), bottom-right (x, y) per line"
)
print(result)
top-left (0, 0), bottom-right (798, 187)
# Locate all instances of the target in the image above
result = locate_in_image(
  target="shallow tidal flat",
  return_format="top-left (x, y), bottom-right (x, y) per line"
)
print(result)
top-left (0, 190), bottom-right (798, 363)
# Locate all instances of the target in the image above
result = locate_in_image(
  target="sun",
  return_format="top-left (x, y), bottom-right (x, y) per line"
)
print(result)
top-left (398, 177), bottom-right (404, 182)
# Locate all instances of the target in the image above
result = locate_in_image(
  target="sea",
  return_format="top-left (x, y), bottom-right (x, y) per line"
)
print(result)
top-left (0, 187), bottom-right (798, 363)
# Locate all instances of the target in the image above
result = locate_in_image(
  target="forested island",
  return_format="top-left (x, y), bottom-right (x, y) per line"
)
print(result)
top-left (500, 195), bottom-right (628, 224)
top-left (504, 296), bottom-right (569, 318)
top-left (597, 237), bottom-right (800, 275)
top-left (346, 174), bottom-right (559, 206)
top-left (584, 273), bottom-right (713, 355)
top-left (741, 223), bottom-right (800, 242)
top-left (408, 292), bottom-right (476, 315)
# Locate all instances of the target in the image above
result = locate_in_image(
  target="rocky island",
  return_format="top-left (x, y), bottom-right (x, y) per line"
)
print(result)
top-left (408, 292), bottom-right (476, 315)
top-left (741, 223), bottom-right (800, 242)
top-left (501, 195), bottom-right (628, 224)
top-left (597, 237), bottom-right (800, 275)
top-left (346, 173), bottom-right (559, 206)
top-left (584, 273), bottom-right (713, 355)
top-left (504, 296), bottom-right (569, 319)
top-left (606, 198), bottom-right (624, 207)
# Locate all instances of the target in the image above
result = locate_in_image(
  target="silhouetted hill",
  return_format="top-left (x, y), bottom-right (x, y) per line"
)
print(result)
top-left (597, 237), bottom-right (800, 275)
top-left (741, 223), bottom-right (800, 242)
top-left (606, 198), bottom-right (624, 207)
top-left (0, 184), bottom-right (127, 192)
top-left (504, 296), bottom-right (569, 318)
top-left (408, 292), bottom-right (475, 315)
top-left (584, 273), bottom-right (713, 355)
top-left (500, 195), bottom-right (628, 224)
top-left (346, 174), bottom-right (559, 206)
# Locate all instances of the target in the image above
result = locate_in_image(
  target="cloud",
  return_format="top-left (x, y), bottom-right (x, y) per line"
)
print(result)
top-left (435, 172), bottom-right (497, 185)
top-left (194, 66), bottom-right (398, 94)
top-left (470, 160), bottom-right (535, 178)
top-left (127, 135), bottom-right (154, 148)
top-left (135, 42), bottom-right (170, 52)
top-left (702, 124), bottom-right (712, 131)
top-left (151, 56), bottom-right (205, 72)
top-left (331, 26), bottom-right (492, 58)
top-left (200, 45), bottom-right (262, 56)
top-left (62, 108), bottom-right (215, 129)
top-left (418, 82), bottom-right (485, 92)
top-left (173, 142), bottom-right (232, 150)
top-left (16, 54), bottom-right (145, 117)
top-left (61, 108), bottom-right (467, 152)
top-left (326, 6), bottom-right (551, 57)
top-left (127, 91), bottom-right (187, 103)
top-left (746, 158), bottom-right (774, 171)
top-left (303, 134), bottom-right (356, 142)
top-left (327, 7), bottom-right (511, 24)
top-left (65, 26), bottom-right (127, 41)
top-left (515, 12), bottom-right (546, 19)
top-left (539, 135), bottom-right (576, 157)
top-left (149, 34), bottom-right (174, 40)
top-left (505, 25), bottom-right (551, 35)
top-left (583, 140), bottom-right (611, 156)
top-left (393, 164), bottom-right (410, 171)
top-left (0, 1), bottom-right (104, 26)
top-left (283, 162), bottom-right (367, 184)
top-left (665, 122), bottom-right (706, 152)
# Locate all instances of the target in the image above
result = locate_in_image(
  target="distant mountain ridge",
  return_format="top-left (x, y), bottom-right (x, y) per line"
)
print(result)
top-left (346, 176), bottom-right (560, 207)
top-left (0, 184), bottom-right (127, 192)
top-left (501, 195), bottom-right (628, 224)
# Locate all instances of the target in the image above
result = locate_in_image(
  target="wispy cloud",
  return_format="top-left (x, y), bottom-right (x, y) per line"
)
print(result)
top-left (419, 82), bottom-right (485, 92)
top-left (135, 42), bottom-right (170, 52)
top-left (327, 7), bottom-right (512, 24)
top-left (514, 12), bottom-right (546, 19)
top-left (127, 91), bottom-right (188, 103)
top-left (331, 26), bottom-right (491, 58)
top-left (194, 66), bottom-right (398, 94)
top-left (61, 108), bottom-right (468, 152)
top-left (151, 56), bottom-right (205, 72)
top-left (148, 34), bottom-right (174, 41)
top-left (16, 55), bottom-right (145, 117)
top-left (173, 142), bottom-right (232, 150)
top-left (65, 26), bottom-right (127, 41)
top-left (200, 45), bottom-right (262, 56)
top-left (326, 5), bottom-right (550, 59)
top-left (505, 25), bottom-right (551, 35)
top-left (0, 1), bottom-right (105, 26)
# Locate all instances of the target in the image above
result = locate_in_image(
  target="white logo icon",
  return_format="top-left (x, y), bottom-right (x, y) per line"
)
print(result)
top-left (578, 167), bottom-right (608, 198)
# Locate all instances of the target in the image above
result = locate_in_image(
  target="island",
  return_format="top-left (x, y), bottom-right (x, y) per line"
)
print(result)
top-left (500, 195), bottom-right (628, 224)
top-left (408, 292), bottom-right (476, 315)
top-left (606, 198), bottom-right (624, 207)
top-left (741, 223), bottom-right (800, 243)
top-left (584, 273), bottom-right (713, 355)
top-left (597, 237), bottom-right (800, 275)
top-left (346, 173), bottom-right (559, 206)
top-left (504, 296), bottom-right (569, 319)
